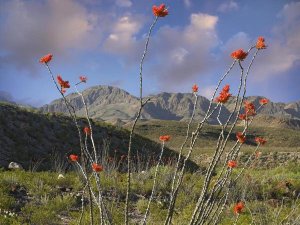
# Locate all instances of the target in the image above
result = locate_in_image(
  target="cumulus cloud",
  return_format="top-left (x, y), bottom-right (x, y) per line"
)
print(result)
top-left (250, 2), bottom-right (300, 81)
top-left (116, 0), bottom-right (132, 8)
top-left (0, 0), bottom-right (99, 75)
top-left (149, 13), bottom-right (219, 89)
top-left (102, 14), bottom-right (144, 61)
top-left (217, 1), bottom-right (238, 13)
top-left (222, 32), bottom-right (251, 52)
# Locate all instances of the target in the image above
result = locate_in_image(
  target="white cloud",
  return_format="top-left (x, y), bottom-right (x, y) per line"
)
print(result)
top-left (171, 47), bottom-right (189, 64)
top-left (116, 0), bottom-right (132, 8)
top-left (217, 1), bottom-right (238, 13)
top-left (250, 2), bottom-right (300, 81)
top-left (103, 15), bottom-right (144, 56)
top-left (222, 32), bottom-right (251, 52)
top-left (148, 13), bottom-right (219, 88)
top-left (0, 0), bottom-right (100, 74)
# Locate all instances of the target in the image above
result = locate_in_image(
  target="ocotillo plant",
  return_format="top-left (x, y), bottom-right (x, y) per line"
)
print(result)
top-left (40, 3), bottom-right (269, 225)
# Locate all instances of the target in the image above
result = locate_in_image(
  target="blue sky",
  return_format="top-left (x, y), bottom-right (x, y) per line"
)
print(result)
top-left (0, 0), bottom-right (299, 106)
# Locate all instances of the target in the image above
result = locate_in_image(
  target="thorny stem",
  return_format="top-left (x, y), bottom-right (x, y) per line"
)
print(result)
top-left (164, 60), bottom-right (237, 225)
top-left (45, 64), bottom-right (110, 224)
top-left (45, 64), bottom-right (85, 168)
top-left (190, 60), bottom-right (246, 225)
top-left (211, 49), bottom-right (262, 193)
top-left (124, 16), bottom-right (158, 225)
top-left (78, 183), bottom-right (88, 225)
top-left (191, 48), bottom-right (259, 225)
top-left (75, 85), bottom-right (98, 163)
top-left (142, 141), bottom-right (166, 224)
top-left (167, 93), bottom-right (198, 215)
top-left (194, 48), bottom-right (261, 224)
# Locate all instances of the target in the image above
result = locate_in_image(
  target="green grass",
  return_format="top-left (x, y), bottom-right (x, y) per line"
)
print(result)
top-left (128, 120), bottom-right (300, 164)
top-left (1, 163), bottom-right (300, 224)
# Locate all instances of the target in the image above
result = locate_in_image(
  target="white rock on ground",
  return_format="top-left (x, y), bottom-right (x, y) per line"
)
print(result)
top-left (8, 162), bottom-right (23, 170)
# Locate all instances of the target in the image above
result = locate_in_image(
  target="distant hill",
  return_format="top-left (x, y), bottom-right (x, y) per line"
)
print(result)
top-left (39, 85), bottom-right (300, 129)
top-left (0, 91), bottom-right (36, 109)
top-left (0, 91), bottom-right (16, 104)
top-left (0, 102), bottom-right (198, 170)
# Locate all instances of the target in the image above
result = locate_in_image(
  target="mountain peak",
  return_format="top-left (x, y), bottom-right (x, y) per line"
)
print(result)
top-left (39, 86), bottom-right (300, 126)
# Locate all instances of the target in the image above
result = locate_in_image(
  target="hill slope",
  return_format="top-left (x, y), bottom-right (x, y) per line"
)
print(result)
top-left (0, 102), bottom-right (198, 170)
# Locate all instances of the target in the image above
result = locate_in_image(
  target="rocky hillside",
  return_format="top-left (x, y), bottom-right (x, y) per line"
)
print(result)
top-left (0, 102), bottom-right (198, 170)
top-left (40, 85), bottom-right (300, 128)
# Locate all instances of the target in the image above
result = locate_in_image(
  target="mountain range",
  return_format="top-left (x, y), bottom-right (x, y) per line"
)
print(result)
top-left (39, 85), bottom-right (300, 128)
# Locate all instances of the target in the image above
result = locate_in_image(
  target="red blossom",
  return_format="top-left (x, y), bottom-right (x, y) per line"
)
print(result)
top-left (222, 84), bottom-right (230, 93)
top-left (259, 98), bottom-right (269, 105)
top-left (83, 126), bottom-right (91, 135)
top-left (236, 132), bottom-right (246, 143)
top-left (152, 4), bottom-right (168, 17)
top-left (233, 202), bottom-right (245, 214)
top-left (39, 54), bottom-right (53, 64)
top-left (69, 154), bottom-right (79, 162)
top-left (256, 36), bottom-right (267, 49)
top-left (92, 163), bottom-right (103, 172)
top-left (228, 160), bottom-right (237, 168)
top-left (192, 84), bottom-right (198, 93)
top-left (239, 114), bottom-right (249, 121)
top-left (255, 137), bottom-right (267, 145)
top-left (231, 49), bottom-right (248, 61)
top-left (215, 84), bottom-right (232, 104)
top-left (57, 75), bottom-right (70, 89)
top-left (244, 101), bottom-right (256, 116)
top-left (159, 135), bottom-right (171, 142)
top-left (79, 76), bottom-right (87, 83)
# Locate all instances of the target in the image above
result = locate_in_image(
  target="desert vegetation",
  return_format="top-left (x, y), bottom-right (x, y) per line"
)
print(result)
top-left (1, 3), bottom-right (300, 225)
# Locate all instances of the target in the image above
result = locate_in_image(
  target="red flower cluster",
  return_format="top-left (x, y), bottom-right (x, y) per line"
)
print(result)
top-left (39, 54), bottom-right (53, 64)
top-left (69, 154), bottom-right (79, 162)
top-left (83, 126), bottom-right (91, 135)
top-left (152, 4), bottom-right (168, 17)
top-left (259, 98), bottom-right (269, 105)
top-left (236, 132), bottom-right (246, 143)
top-left (159, 135), bottom-right (171, 142)
top-left (228, 160), bottom-right (237, 168)
top-left (238, 113), bottom-right (249, 121)
top-left (233, 202), bottom-right (245, 214)
top-left (79, 76), bottom-right (87, 83)
top-left (92, 163), bottom-right (103, 172)
top-left (255, 137), bottom-right (267, 145)
top-left (244, 101), bottom-right (256, 116)
top-left (256, 36), bottom-right (267, 50)
top-left (215, 85), bottom-right (232, 104)
top-left (192, 84), bottom-right (198, 93)
top-left (231, 49), bottom-right (248, 61)
top-left (57, 75), bottom-right (70, 91)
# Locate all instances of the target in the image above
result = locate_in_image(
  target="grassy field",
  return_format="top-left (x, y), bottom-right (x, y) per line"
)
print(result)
top-left (1, 163), bottom-right (300, 224)
top-left (1, 104), bottom-right (300, 224)
top-left (127, 120), bottom-right (300, 164)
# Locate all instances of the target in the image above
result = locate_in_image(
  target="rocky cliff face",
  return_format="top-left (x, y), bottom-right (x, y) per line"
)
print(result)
top-left (40, 85), bottom-right (300, 126)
